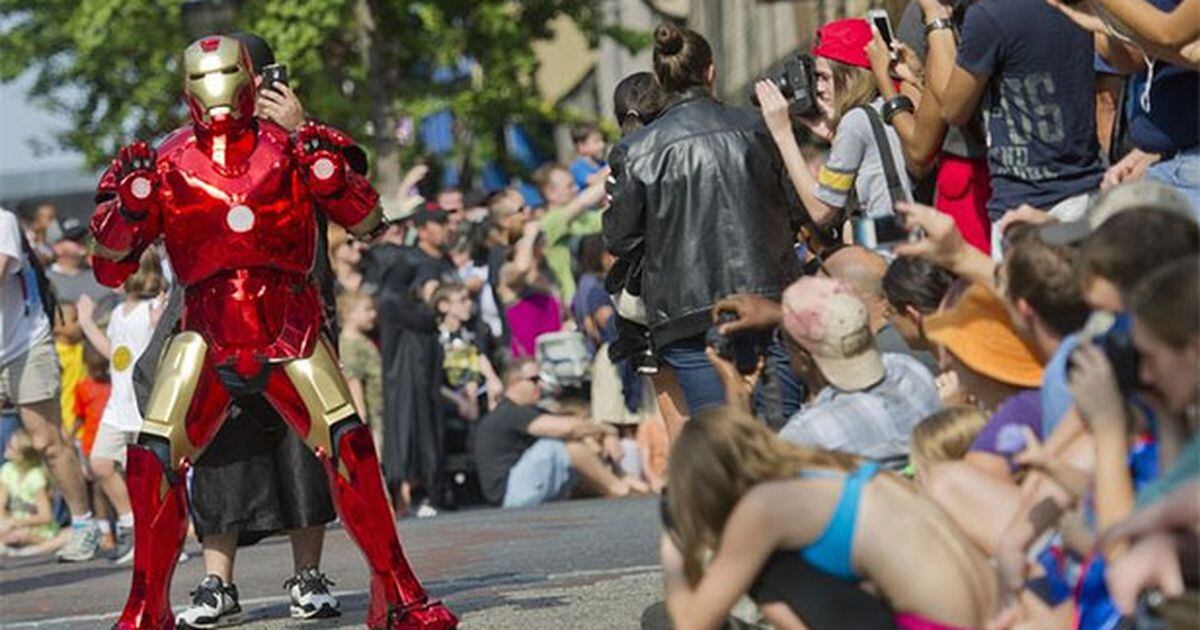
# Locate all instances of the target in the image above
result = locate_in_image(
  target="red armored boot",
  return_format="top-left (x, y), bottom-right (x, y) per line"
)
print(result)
top-left (325, 424), bottom-right (457, 629)
top-left (113, 445), bottom-right (191, 630)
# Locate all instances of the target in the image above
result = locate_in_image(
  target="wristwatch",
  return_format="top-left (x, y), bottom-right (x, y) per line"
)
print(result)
top-left (882, 95), bottom-right (915, 124)
top-left (924, 17), bottom-right (953, 36)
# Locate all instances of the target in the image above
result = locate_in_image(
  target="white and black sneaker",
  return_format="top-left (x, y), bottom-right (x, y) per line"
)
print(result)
top-left (56, 522), bottom-right (100, 563)
top-left (285, 567), bottom-right (340, 619)
top-left (176, 574), bottom-right (243, 629)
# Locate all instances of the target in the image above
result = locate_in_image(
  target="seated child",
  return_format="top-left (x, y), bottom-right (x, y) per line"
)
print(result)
top-left (0, 430), bottom-right (66, 556)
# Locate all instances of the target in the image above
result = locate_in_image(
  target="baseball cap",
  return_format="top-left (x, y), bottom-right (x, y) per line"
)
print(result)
top-left (58, 216), bottom-right (88, 242)
top-left (924, 283), bottom-right (1044, 388)
top-left (229, 32), bottom-right (275, 74)
top-left (1040, 180), bottom-right (1196, 245)
top-left (412, 204), bottom-right (449, 226)
top-left (781, 276), bottom-right (885, 391)
top-left (812, 19), bottom-right (872, 70)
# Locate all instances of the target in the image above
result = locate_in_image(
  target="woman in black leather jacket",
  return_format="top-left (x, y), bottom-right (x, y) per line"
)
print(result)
top-left (603, 22), bottom-right (802, 416)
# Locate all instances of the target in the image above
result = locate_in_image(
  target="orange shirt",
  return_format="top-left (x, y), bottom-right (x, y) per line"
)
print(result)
top-left (73, 377), bottom-right (111, 457)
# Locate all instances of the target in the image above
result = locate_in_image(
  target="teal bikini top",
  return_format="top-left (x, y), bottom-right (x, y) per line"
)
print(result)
top-left (798, 461), bottom-right (881, 581)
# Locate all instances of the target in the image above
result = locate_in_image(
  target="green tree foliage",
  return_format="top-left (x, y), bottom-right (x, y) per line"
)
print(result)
top-left (0, 0), bottom-right (646, 190)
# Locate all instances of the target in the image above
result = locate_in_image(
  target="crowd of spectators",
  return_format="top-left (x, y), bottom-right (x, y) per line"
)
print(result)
top-left (633, 7), bottom-right (1199, 629)
top-left (0, 4), bottom-right (1197, 629)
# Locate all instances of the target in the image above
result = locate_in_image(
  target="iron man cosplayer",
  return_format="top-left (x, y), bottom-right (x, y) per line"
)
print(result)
top-left (90, 35), bottom-right (456, 630)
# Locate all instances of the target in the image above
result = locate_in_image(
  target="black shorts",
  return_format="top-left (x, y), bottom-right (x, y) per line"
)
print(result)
top-left (749, 552), bottom-right (897, 630)
top-left (189, 396), bottom-right (336, 546)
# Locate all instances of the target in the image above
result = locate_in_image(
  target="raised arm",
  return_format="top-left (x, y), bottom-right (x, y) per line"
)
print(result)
top-left (754, 81), bottom-right (841, 227)
top-left (1093, 0), bottom-right (1200, 49)
top-left (75, 295), bottom-right (112, 359)
top-left (865, 30), bottom-right (948, 173)
top-left (293, 122), bottom-right (384, 239)
top-left (929, 2), bottom-right (990, 127)
top-left (90, 141), bottom-right (164, 288)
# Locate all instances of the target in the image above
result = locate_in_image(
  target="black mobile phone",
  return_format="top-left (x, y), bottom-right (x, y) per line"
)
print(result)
top-left (868, 9), bottom-right (895, 48)
top-left (261, 63), bottom-right (288, 90)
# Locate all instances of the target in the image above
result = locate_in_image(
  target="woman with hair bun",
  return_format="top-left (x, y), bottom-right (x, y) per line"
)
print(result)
top-left (604, 23), bottom-right (802, 419)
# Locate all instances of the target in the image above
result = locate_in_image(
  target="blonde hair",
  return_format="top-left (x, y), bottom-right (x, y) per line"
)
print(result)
top-left (336, 290), bottom-right (373, 321)
top-left (5, 430), bottom-right (42, 472)
top-left (830, 60), bottom-right (879, 129)
top-left (910, 406), bottom-right (988, 472)
top-left (122, 249), bottom-right (166, 299)
top-left (666, 406), bottom-right (857, 586)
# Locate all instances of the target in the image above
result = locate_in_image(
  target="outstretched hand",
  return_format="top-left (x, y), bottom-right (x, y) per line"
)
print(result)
top-left (711, 294), bottom-right (782, 336)
top-left (705, 347), bottom-right (759, 413)
top-left (892, 202), bottom-right (965, 268)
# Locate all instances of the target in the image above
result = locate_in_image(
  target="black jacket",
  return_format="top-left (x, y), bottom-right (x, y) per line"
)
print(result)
top-left (603, 89), bottom-right (801, 347)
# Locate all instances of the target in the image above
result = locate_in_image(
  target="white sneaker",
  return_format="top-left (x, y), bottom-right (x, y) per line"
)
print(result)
top-left (56, 522), bottom-right (100, 563)
top-left (176, 574), bottom-right (242, 629)
top-left (285, 567), bottom-right (340, 619)
top-left (415, 501), bottom-right (438, 519)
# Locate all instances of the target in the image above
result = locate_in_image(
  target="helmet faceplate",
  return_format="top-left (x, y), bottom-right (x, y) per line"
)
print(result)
top-left (183, 35), bottom-right (256, 135)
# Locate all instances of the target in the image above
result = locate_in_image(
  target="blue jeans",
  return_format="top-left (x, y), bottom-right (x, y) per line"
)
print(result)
top-left (1147, 147), bottom-right (1200, 218)
top-left (503, 438), bottom-right (575, 508)
top-left (660, 332), bottom-right (796, 417)
top-left (659, 336), bottom-right (728, 414)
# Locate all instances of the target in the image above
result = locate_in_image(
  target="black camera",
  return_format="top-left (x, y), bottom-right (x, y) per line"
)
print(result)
top-left (750, 53), bottom-right (818, 117)
top-left (707, 312), bottom-right (761, 375)
top-left (1096, 325), bottom-right (1141, 397)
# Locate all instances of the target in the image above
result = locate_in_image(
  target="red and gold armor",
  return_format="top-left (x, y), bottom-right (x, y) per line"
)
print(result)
top-left (91, 35), bottom-right (454, 630)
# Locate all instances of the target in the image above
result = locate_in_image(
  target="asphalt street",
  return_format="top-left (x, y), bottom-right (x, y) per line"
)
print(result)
top-left (0, 497), bottom-right (671, 629)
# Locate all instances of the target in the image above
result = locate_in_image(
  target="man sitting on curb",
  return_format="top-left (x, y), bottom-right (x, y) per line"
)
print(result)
top-left (473, 358), bottom-right (648, 508)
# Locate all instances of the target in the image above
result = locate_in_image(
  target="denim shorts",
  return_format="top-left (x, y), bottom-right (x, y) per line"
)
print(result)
top-left (502, 438), bottom-right (575, 508)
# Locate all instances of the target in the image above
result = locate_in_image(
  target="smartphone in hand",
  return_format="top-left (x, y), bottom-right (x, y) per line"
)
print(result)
top-left (867, 9), bottom-right (896, 58)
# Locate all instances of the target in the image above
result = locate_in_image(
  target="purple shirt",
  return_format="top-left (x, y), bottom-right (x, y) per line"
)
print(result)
top-left (506, 292), bottom-right (562, 358)
top-left (970, 390), bottom-right (1042, 470)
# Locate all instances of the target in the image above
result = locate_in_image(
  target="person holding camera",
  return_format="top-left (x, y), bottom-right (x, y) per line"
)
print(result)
top-left (604, 23), bottom-right (800, 416)
top-left (755, 18), bottom-right (913, 250)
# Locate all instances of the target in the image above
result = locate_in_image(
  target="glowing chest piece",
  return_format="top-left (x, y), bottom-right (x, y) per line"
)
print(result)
top-left (226, 204), bottom-right (255, 233)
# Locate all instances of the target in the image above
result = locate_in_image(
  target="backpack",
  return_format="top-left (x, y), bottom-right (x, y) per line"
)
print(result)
top-left (17, 229), bottom-right (61, 328)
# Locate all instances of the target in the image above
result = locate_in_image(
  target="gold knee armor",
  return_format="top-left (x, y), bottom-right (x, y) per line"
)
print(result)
top-left (282, 335), bottom-right (359, 458)
top-left (140, 332), bottom-right (210, 470)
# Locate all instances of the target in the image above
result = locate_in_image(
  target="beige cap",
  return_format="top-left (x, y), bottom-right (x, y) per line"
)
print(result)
top-left (781, 276), bottom-right (885, 391)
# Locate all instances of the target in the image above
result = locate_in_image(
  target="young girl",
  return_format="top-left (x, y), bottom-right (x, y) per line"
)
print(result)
top-left (0, 430), bottom-right (66, 556)
top-left (909, 406), bottom-right (988, 487)
top-left (76, 249), bottom-right (166, 564)
top-left (662, 408), bottom-right (997, 630)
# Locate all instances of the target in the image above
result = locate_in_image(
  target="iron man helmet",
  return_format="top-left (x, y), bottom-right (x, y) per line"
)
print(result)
top-left (182, 35), bottom-right (255, 133)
